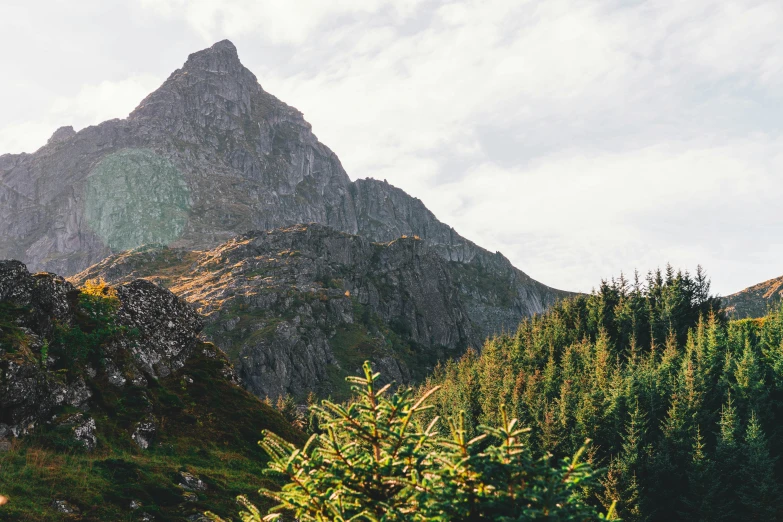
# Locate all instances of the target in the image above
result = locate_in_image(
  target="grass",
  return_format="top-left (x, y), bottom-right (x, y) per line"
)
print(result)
top-left (1, 318), bottom-right (304, 522)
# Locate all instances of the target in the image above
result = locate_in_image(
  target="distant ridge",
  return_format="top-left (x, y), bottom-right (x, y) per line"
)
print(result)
top-left (724, 274), bottom-right (783, 318)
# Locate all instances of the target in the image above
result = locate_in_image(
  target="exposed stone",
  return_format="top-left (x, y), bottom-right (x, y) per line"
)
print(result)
top-left (115, 279), bottom-right (203, 378)
top-left (55, 413), bottom-right (98, 451)
top-left (132, 414), bottom-right (157, 450)
top-left (724, 274), bottom-right (783, 318)
top-left (51, 499), bottom-right (79, 514)
top-left (46, 125), bottom-right (76, 145)
top-left (0, 261), bottom-right (204, 441)
top-left (73, 417), bottom-right (97, 451)
top-left (178, 471), bottom-right (207, 492)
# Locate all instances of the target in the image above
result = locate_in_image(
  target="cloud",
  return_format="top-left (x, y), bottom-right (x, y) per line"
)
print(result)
top-left (0, 75), bottom-right (161, 154)
top-left (50, 75), bottom-right (162, 126)
top-left (3, 0), bottom-right (782, 296)
top-left (430, 137), bottom-right (783, 293)
top-left (139, 0), bottom-right (424, 45)
top-left (242, 0), bottom-right (783, 294)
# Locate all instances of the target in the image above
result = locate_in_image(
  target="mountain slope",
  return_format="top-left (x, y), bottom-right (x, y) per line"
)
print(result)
top-left (0, 260), bottom-right (302, 521)
top-left (0, 40), bottom-right (570, 333)
top-left (71, 224), bottom-right (488, 399)
top-left (723, 274), bottom-right (783, 318)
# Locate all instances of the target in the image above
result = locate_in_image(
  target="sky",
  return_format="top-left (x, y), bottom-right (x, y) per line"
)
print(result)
top-left (1, 0), bottom-right (782, 296)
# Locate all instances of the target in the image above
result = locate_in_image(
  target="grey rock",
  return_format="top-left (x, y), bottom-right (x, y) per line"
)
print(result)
top-left (75, 225), bottom-right (473, 398)
top-left (73, 223), bottom-right (572, 399)
top-left (51, 499), bottom-right (79, 514)
top-left (0, 261), bottom-right (204, 440)
top-left (0, 439), bottom-right (11, 452)
top-left (115, 279), bottom-right (203, 378)
top-left (47, 126), bottom-right (76, 146)
top-left (73, 417), bottom-right (97, 451)
top-left (130, 499), bottom-right (142, 510)
top-left (178, 471), bottom-right (207, 492)
top-left (132, 414), bottom-right (157, 450)
top-left (56, 413), bottom-right (98, 451)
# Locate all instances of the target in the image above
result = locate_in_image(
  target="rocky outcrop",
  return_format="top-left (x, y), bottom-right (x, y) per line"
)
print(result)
top-left (72, 224), bottom-right (480, 399)
top-left (0, 40), bottom-right (569, 331)
top-left (724, 275), bottom-right (783, 318)
top-left (0, 260), bottom-right (306, 520)
top-left (0, 260), bottom-right (203, 440)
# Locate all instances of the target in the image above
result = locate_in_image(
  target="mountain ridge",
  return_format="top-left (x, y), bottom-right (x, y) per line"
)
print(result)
top-left (68, 223), bottom-right (547, 399)
top-left (723, 274), bottom-right (783, 318)
top-left (0, 39), bottom-right (570, 336)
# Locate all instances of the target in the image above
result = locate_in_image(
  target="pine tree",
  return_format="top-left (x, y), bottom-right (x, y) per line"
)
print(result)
top-left (680, 426), bottom-right (718, 522)
top-left (709, 397), bottom-right (742, 521)
top-left (207, 363), bottom-right (610, 522)
top-left (738, 412), bottom-right (782, 520)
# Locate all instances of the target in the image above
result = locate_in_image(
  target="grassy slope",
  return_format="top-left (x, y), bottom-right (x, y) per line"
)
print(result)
top-left (1, 295), bottom-right (303, 522)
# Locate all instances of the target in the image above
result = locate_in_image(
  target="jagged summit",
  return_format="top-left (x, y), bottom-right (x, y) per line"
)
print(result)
top-left (205, 38), bottom-right (239, 55)
top-left (129, 39), bottom-right (262, 123)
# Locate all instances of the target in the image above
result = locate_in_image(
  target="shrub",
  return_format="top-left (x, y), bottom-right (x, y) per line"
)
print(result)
top-left (52, 279), bottom-right (130, 369)
top-left (207, 362), bottom-right (612, 521)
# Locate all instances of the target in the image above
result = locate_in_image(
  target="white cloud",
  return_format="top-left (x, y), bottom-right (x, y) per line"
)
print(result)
top-left (245, 0), bottom-right (783, 294)
top-left (139, 0), bottom-right (423, 45)
top-left (50, 75), bottom-right (162, 126)
top-left (3, 0), bottom-right (783, 296)
top-left (0, 75), bottom-right (161, 154)
top-left (429, 138), bottom-right (783, 293)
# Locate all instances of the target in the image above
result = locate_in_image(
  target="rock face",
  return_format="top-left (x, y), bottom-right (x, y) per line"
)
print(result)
top-left (0, 39), bottom-right (569, 329)
top-left (72, 224), bottom-right (482, 399)
top-left (724, 275), bottom-right (783, 318)
top-left (0, 260), bottom-right (202, 440)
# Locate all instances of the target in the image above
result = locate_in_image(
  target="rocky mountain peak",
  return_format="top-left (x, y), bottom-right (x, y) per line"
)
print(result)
top-left (129, 38), bottom-right (261, 124)
top-left (1, 40), bottom-right (569, 341)
top-left (180, 38), bottom-right (246, 78)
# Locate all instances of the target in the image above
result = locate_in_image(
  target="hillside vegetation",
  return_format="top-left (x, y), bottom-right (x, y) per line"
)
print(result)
top-left (0, 262), bottom-right (302, 521)
top-left (423, 266), bottom-right (783, 521)
top-left (209, 362), bottom-right (612, 522)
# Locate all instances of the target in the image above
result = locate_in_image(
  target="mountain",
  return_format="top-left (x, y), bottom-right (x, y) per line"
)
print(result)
top-left (723, 274), bottom-right (783, 318)
top-left (0, 260), bottom-right (303, 521)
top-left (69, 223), bottom-right (523, 399)
top-left (0, 40), bottom-right (569, 336)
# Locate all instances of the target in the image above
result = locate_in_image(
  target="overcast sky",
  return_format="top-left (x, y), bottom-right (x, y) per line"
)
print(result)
top-left (1, 0), bottom-right (782, 295)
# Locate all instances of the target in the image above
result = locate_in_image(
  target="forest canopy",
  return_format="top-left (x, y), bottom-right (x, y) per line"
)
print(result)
top-left (423, 266), bottom-right (783, 521)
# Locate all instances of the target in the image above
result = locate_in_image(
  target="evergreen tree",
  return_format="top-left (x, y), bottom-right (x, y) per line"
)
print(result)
top-left (738, 412), bottom-right (781, 520)
top-left (208, 363), bottom-right (610, 521)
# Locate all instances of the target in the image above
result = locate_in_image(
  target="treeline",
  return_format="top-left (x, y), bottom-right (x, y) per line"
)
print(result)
top-left (211, 363), bottom-right (609, 521)
top-left (422, 266), bottom-right (783, 521)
